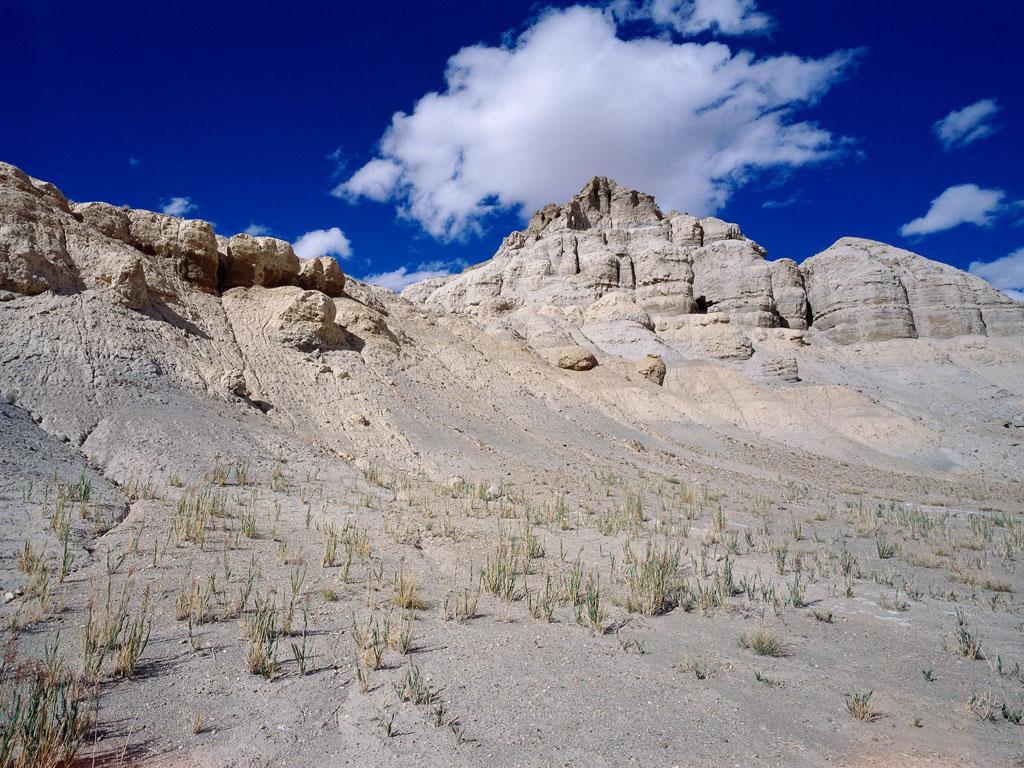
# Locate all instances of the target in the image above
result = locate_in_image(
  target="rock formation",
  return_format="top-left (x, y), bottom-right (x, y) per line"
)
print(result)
top-left (0, 162), bottom-right (349, 305)
top-left (404, 177), bottom-right (1023, 370)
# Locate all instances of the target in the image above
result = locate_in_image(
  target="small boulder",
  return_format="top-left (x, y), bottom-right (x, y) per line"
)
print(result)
top-left (221, 369), bottom-right (250, 398)
top-left (275, 290), bottom-right (343, 351)
top-left (636, 354), bottom-right (666, 385)
top-left (557, 345), bottom-right (598, 371)
top-left (298, 256), bottom-right (347, 297)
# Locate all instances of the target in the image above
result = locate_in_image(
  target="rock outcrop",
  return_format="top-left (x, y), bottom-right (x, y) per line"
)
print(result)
top-left (0, 161), bottom-right (348, 306)
top-left (0, 163), bottom-right (80, 295)
top-left (219, 234), bottom-right (300, 291)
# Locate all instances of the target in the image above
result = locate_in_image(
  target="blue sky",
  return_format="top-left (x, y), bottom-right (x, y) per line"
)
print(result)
top-left (3, 0), bottom-right (1022, 296)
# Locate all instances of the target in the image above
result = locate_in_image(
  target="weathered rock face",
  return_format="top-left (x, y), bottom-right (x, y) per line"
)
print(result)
top-left (0, 163), bottom-right (80, 295)
top-left (125, 210), bottom-right (220, 293)
top-left (219, 234), bottom-right (300, 290)
top-left (273, 288), bottom-right (344, 351)
top-left (404, 178), bottom-right (1023, 358)
top-left (298, 256), bottom-right (346, 297)
top-left (803, 238), bottom-right (1023, 344)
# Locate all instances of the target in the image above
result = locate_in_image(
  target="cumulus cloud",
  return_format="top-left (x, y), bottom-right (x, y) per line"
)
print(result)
top-left (292, 227), bottom-right (352, 259)
top-left (933, 98), bottom-right (1001, 151)
top-left (337, 5), bottom-right (853, 239)
top-left (969, 247), bottom-right (1024, 302)
top-left (244, 223), bottom-right (271, 236)
top-left (161, 196), bottom-right (196, 216)
top-left (899, 184), bottom-right (1005, 237)
top-left (362, 261), bottom-right (460, 293)
top-left (611, 0), bottom-right (771, 35)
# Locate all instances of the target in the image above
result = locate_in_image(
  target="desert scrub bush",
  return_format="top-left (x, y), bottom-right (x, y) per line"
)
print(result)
top-left (811, 608), bottom-right (833, 623)
top-left (323, 521), bottom-right (339, 567)
top-left (621, 539), bottom-right (681, 615)
top-left (389, 614), bottom-right (416, 655)
top-left (678, 657), bottom-right (712, 680)
top-left (352, 613), bottom-right (387, 670)
top-left (845, 690), bottom-right (876, 721)
top-left (967, 689), bottom-right (998, 721)
top-left (172, 487), bottom-right (227, 546)
top-left (738, 626), bottom-right (787, 657)
top-left (770, 541), bottom-right (788, 575)
top-left (754, 670), bottom-right (783, 688)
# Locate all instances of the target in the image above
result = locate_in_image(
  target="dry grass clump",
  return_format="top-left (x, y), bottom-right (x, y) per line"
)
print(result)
top-left (621, 539), bottom-right (681, 615)
top-left (0, 640), bottom-right (95, 768)
top-left (392, 564), bottom-right (426, 610)
top-left (738, 626), bottom-right (787, 657)
top-left (243, 594), bottom-right (281, 679)
top-left (845, 690), bottom-right (877, 721)
top-left (953, 608), bottom-right (983, 660)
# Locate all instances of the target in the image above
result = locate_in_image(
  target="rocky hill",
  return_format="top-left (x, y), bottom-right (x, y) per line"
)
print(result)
top-left (1, 162), bottom-right (1023, 767)
top-left (405, 175), bottom-right (1023, 354)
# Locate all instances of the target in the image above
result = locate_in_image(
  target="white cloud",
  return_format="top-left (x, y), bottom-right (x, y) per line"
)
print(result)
top-left (899, 184), bottom-right (1005, 237)
top-left (969, 247), bottom-right (1024, 302)
top-left (244, 223), bottom-right (271, 236)
top-left (933, 98), bottom-right (1001, 151)
top-left (292, 227), bottom-right (352, 259)
top-left (362, 264), bottom-right (455, 293)
top-left (611, 0), bottom-right (771, 35)
top-left (161, 196), bottom-right (196, 217)
top-left (338, 5), bottom-right (853, 239)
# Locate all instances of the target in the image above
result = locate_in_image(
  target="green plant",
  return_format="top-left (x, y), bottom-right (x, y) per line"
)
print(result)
top-left (811, 608), bottom-right (833, 623)
top-left (577, 572), bottom-right (605, 634)
top-left (875, 534), bottom-right (898, 560)
top-left (482, 544), bottom-right (520, 602)
top-left (754, 670), bottom-right (783, 688)
top-left (113, 587), bottom-right (152, 678)
top-left (845, 690), bottom-right (876, 721)
top-left (395, 663), bottom-right (433, 705)
top-left (0, 641), bottom-right (94, 768)
top-left (953, 608), bottom-right (983, 660)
